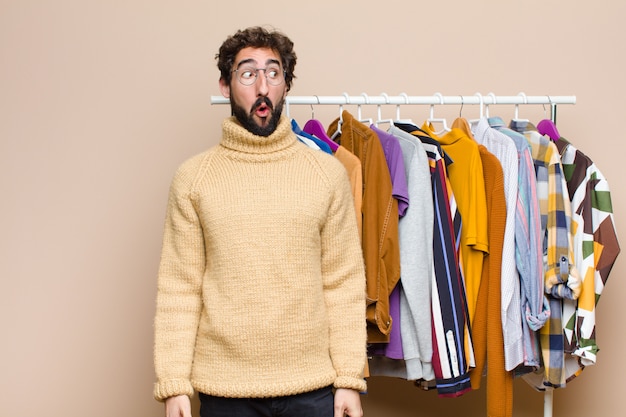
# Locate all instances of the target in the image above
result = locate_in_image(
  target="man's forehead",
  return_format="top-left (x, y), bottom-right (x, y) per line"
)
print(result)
top-left (234, 47), bottom-right (280, 66)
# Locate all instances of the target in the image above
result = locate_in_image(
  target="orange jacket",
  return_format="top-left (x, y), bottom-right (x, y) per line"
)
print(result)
top-left (328, 111), bottom-right (400, 343)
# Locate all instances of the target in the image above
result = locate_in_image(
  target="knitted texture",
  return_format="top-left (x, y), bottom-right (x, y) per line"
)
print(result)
top-left (153, 116), bottom-right (367, 400)
top-left (470, 146), bottom-right (513, 417)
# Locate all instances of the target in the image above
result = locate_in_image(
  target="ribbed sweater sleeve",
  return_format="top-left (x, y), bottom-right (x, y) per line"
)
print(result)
top-left (153, 153), bottom-right (207, 401)
top-left (319, 158), bottom-right (368, 391)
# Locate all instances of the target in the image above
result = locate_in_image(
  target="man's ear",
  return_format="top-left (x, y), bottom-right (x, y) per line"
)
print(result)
top-left (219, 78), bottom-right (230, 98)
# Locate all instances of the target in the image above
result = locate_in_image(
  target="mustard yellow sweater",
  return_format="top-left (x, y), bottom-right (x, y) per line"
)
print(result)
top-left (153, 116), bottom-right (367, 400)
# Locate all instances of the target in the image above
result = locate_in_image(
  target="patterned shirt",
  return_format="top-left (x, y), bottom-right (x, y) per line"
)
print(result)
top-left (556, 138), bottom-right (620, 380)
top-left (511, 121), bottom-right (581, 388)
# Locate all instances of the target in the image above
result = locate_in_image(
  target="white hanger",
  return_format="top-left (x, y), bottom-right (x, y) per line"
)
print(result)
top-left (485, 92), bottom-right (497, 118)
top-left (513, 92), bottom-right (530, 122)
top-left (357, 93), bottom-right (373, 126)
top-left (426, 92), bottom-right (450, 135)
top-left (469, 92), bottom-right (484, 126)
top-left (374, 92), bottom-right (395, 127)
top-left (393, 92), bottom-right (415, 125)
top-left (330, 92), bottom-right (349, 140)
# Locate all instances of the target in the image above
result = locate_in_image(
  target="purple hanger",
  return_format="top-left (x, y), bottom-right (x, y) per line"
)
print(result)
top-left (303, 119), bottom-right (339, 151)
top-left (537, 119), bottom-right (561, 141)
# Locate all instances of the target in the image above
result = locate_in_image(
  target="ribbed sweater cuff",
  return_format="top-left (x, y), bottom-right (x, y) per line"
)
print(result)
top-left (334, 376), bottom-right (367, 393)
top-left (153, 379), bottom-right (194, 402)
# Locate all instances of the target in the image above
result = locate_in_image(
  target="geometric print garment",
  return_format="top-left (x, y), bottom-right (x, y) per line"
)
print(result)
top-left (556, 137), bottom-right (620, 381)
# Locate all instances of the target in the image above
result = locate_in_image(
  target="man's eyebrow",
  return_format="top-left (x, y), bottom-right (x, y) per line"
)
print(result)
top-left (235, 58), bottom-right (281, 68)
top-left (235, 58), bottom-right (256, 69)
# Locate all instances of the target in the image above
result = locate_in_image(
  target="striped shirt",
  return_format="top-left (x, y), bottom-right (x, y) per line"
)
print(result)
top-left (488, 117), bottom-right (548, 369)
top-left (471, 118), bottom-right (525, 370)
top-left (393, 123), bottom-right (473, 397)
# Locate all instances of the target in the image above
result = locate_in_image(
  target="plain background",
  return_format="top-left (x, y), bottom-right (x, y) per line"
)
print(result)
top-left (1, 1), bottom-right (624, 416)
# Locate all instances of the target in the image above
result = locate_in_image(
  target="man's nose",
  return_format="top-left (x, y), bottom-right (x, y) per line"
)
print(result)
top-left (255, 70), bottom-right (269, 95)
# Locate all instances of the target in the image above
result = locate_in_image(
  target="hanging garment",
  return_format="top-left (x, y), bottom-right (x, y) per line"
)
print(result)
top-left (470, 117), bottom-right (528, 371)
top-left (367, 125), bottom-right (410, 362)
top-left (420, 123), bottom-right (489, 327)
top-left (371, 125), bottom-right (410, 217)
top-left (390, 123), bottom-right (472, 398)
top-left (487, 116), bottom-right (548, 370)
top-left (511, 121), bottom-right (581, 388)
top-left (368, 283), bottom-right (405, 363)
top-left (327, 110), bottom-right (401, 343)
top-left (511, 123), bottom-right (581, 302)
top-left (334, 146), bottom-right (363, 240)
top-left (555, 137), bottom-right (620, 380)
top-left (386, 126), bottom-right (434, 381)
top-left (469, 144), bottom-right (514, 417)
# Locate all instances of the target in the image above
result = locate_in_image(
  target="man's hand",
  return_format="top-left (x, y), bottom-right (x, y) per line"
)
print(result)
top-left (165, 395), bottom-right (192, 417)
top-left (334, 388), bottom-right (363, 417)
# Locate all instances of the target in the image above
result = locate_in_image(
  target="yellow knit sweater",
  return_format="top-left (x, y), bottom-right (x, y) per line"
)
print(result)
top-left (153, 116), bottom-right (367, 400)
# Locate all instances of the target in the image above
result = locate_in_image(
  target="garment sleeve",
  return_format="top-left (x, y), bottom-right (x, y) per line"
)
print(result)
top-left (544, 154), bottom-right (582, 300)
top-left (153, 160), bottom-right (206, 401)
top-left (320, 164), bottom-right (368, 393)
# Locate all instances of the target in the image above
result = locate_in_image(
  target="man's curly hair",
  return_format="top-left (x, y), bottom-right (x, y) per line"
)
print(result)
top-left (216, 26), bottom-right (297, 91)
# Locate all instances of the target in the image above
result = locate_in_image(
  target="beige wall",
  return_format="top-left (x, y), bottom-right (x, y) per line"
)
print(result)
top-left (1, 1), bottom-right (624, 416)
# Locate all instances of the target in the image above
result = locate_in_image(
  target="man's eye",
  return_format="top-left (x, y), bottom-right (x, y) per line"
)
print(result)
top-left (266, 68), bottom-right (279, 78)
top-left (240, 70), bottom-right (255, 79)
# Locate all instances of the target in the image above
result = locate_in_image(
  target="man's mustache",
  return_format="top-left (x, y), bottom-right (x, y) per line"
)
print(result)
top-left (251, 97), bottom-right (273, 113)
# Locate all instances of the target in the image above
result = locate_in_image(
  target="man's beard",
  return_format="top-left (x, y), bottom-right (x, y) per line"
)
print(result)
top-left (231, 96), bottom-right (285, 137)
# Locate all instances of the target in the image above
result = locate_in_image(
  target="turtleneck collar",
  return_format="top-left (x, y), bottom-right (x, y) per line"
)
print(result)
top-left (220, 115), bottom-right (297, 155)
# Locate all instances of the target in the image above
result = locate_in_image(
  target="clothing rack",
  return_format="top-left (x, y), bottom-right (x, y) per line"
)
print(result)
top-left (210, 93), bottom-right (576, 124)
top-left (211, 92), bottom-right (576, 417)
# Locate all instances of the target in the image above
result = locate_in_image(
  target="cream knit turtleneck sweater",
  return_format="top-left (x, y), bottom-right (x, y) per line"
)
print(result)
top-left (153, 116), bottom-right (367, 400)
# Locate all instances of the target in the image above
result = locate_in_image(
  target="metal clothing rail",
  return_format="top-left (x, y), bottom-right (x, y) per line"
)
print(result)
top-left (211, 91), bottom-right (572, 417)
top-left (210, 92), bottom-right (576, 123)
top-left (209, 92), bottom-right (576, 105)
